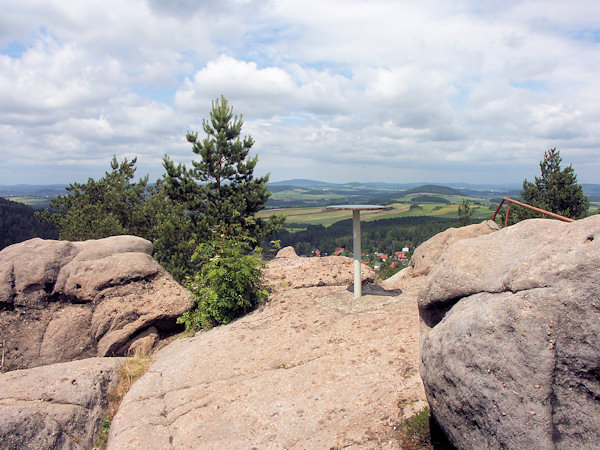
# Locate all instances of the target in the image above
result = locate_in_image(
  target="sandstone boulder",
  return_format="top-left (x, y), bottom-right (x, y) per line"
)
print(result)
top-left (0, 236), bottom-right (192, 370)
top-left (0, 357), bottom-right (124, 449)
top-left (275, 245), bottom-right (298, 258)
top-left (264, 251), bottom-right (376, 292)
top-left (419, 216), bottom-right (600, 449)
top-left (411, 220), bottom-right (499, 277)
top-left (380, 220), bottom-right (499, 292)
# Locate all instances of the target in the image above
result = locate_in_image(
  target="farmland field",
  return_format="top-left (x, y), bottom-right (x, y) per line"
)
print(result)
top-left (256, 182), bottom-right (508, 227)
top-left (7, 196), bottom-right (52, 209)
top-left (257, 200), bottom-right (494, 227)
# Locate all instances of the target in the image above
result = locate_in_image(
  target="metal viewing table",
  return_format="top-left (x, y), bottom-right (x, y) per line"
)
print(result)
top-left (326, 205), bottom-right (385, 298)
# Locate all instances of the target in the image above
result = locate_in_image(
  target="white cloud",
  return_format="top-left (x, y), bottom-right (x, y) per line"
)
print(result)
top-left (0, 0), bottom-right (599, 185)
top-left (175, 55), bottom-right (297, 117)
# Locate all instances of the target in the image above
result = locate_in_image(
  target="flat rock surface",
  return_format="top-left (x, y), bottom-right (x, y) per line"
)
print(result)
top-left (108, 271), bottom-right (426, 449)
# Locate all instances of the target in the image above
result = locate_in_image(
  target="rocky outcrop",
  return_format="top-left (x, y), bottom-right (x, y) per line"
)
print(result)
top-left (381, 220), bottom-right (499, 291)
top-left (274, 245), bottom-right (298, 258)
top-left (419, 216), bottom-right (600, 449)
top-left (264, 246), bottom-right (376, 292)
top-left (107, 256), bottom-right (424, 449)
top-left (0, 357), bottom-right (124, 449)
top-left (0, 236), bottom-right (192, 370)
top-left (410, 220), bottom-right (500, 277)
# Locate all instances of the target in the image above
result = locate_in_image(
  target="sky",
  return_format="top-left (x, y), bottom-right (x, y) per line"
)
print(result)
top-left (1, 0), bottom-right (599, 186)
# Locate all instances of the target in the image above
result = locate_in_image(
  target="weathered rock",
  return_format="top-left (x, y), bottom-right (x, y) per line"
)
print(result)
top-left (107, 259), bottom-right (425, 449)
top-left (411, 220), bottom-right (499, 277)
top-left (0, 236), bottom-right (192, 370)
top-left (275, 245), bottom-right (298, 258)
top-left (419, 216), bottom-right (600, 449)
top-left (0, 357), bottom-right (125, 449)
top-left (380, 266), bottom-right (414, 291)
top-left (379, 220), bottom-right (499, 292)
top-left (264, 253), bottom-right (376, 292)
top-left (127, 326), bottom-right (159, 357)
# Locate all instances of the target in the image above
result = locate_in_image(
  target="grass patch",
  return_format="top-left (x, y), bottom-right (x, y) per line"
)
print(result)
top-left (94, 353), bottom-right (153, 449)
top-left (396, 407), bottom-right (433, 449)
top-left (395, 407), bottom-right (456, 450)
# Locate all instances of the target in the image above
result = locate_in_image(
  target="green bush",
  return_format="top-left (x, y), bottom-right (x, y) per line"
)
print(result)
top-left (177, 228), bottom-right (269, 333)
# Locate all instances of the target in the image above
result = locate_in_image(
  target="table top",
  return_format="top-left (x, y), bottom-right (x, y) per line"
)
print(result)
top-left (326, 204), bottom-right (386, 211)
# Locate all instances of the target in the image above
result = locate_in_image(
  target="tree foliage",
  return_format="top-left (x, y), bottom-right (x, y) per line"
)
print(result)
top-left (177, 225), bottom-right (269, 333)
top-left (520, 148), bottom-right (589, 219)
top-left (36, 156), bottom-right (189, 281)
top-left (457, 199), bottom-right (473, 227)
top-left (162, 96), bottom-right (284, 279)
top-left (37, 156), bottom-right (153, 240)
top-left (1, 197), bottom-right (58, 250)
top-left (498, 148), bottom-right (590, 225)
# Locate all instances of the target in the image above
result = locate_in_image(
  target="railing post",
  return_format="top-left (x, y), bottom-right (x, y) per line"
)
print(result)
top-left (492, 197), bottom-right (574, 225)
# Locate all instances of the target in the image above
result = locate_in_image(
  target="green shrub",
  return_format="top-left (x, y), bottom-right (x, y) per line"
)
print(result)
top-left (178, 229), bottom-right (269, 333)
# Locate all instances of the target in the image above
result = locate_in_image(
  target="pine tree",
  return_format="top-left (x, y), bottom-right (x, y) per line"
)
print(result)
top-left (162, 96), bottom-right (284, 280)
top-left (37, 156), bottom-right (151, 240)
top-left (516, 148), bottom-right (589, 221)
top-left (163, 96), bottom-right (284, 331)
top-left (457, 199), bottom-right (473, 227)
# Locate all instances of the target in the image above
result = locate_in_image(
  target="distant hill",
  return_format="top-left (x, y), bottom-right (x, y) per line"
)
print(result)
top-left (402, 185), bottom-right (464, 196)
top-left (0, 197), bottom-right (58, 250)
top-left (269, 179), bottom-right (332, 188)
top-left (0, 184), bottom-right (67, 198)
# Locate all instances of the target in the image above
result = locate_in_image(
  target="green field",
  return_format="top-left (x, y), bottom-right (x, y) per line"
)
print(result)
top-left (258, 198), bottom-right (494, 227)
top-left (7, 196), bottom-right (52, 209)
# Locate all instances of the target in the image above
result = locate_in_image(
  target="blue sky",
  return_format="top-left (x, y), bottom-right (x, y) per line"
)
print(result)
top-left (1, 0), bottom-right (599, 185)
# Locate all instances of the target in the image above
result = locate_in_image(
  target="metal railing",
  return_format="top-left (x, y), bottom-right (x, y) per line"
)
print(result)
top-left (492, 197), bottom-right (574, 228)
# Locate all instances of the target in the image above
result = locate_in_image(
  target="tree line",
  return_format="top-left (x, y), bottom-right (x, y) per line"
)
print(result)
top-left (0, 197), bottom-right (58, 250)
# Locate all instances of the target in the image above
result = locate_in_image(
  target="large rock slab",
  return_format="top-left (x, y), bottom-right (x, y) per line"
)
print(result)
top-left (0, 357), bottom-right (124, 449)
top-left (107, 259), bottom-right (424, 449)
top-left (419, 216), bottom-right (600, 449)
top-left (0, 236), bottom-right (192, 370)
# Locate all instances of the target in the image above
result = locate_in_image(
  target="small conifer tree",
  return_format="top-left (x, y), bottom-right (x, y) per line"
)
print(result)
top-left (163, 96), bottom-right (284, 280)
top-left (457, 199), bottom-right (473, 227)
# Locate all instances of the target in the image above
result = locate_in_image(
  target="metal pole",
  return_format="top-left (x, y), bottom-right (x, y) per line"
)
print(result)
top-left (353, 210), bottom-right (361, 298)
